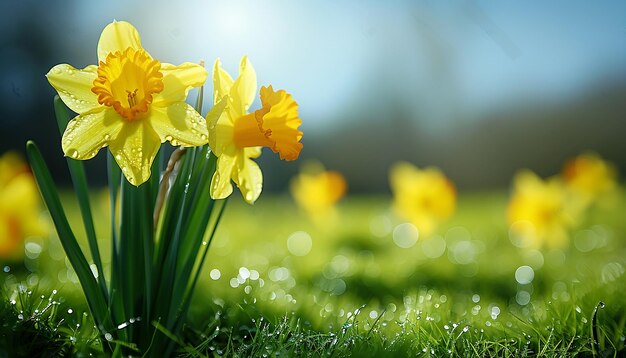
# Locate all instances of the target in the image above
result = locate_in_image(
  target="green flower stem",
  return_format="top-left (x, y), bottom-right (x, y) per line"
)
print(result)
top-left (106, 151), bottom-right (127, 343)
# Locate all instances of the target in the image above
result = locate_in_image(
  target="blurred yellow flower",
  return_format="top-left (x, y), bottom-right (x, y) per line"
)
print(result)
top-left (209, 56), bottom-right (303, 204)
top-left (389, 162), bottom-right (456, 237)
top-left (46, 21), bottom-right (208, 186)
top-left (290, 163), bottom-right (347, 225)
top-left (0, 152), bottom-right (48, 260)
top-left (507, 170), bottom-right (573, 249)
top-left (562, 152), bottom-right (618, 207)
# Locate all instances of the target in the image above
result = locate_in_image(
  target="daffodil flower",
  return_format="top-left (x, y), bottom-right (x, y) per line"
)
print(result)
top-left (290, 162), bottom-right (347, 225)
top-left (46, 21), bottom-right (209, 186)
top-left (389, 162), bottom-right (456, 237)
top-left (0, 152), bottom-right (48, 260)
top-left (507, 170), bottom-right (573, 249)
top-left (208, 56), bottom-right (303, 204)
top-left (562, 152), bottom-right (617, 208)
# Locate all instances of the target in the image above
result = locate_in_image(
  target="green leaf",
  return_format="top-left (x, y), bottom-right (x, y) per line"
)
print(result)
top-left (170, 151), bottom-right (217, 308)
top-left (53, 96), bottom-right (108, 302)
top-left (26, 141), bottom-right (111, 333)
top-left (180, 198), bottom-right (228, 319)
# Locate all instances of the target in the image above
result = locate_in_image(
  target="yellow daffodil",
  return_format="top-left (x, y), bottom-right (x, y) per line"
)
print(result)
top-left (208, 56), bottom-right (303, 204)
top-left (389, 162), bottom-right (456, 237)
top-left (46, 21), bottom-right (208, 186)
top-left (0, 152), bottom-right (48, 260)
top-left (507, 170), bottom-right (573, 249)
top-left (290, 162), bottom-right (347, 225)
top-left (562, 152), bottom-right (618, 208)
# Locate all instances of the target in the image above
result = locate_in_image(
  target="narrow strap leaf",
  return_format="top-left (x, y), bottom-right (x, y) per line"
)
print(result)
top-left (53, 96), bottom-right (108, 302)
top-left (26, 140), bottom-right (110, 332)
top-left (174, 198), bottom-right (228, 332)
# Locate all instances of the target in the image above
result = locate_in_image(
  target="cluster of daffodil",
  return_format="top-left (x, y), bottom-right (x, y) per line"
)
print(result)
top-left (27, 21), bottom-right (302, 355)
top-left (507, 152), bottom-right (618, 249)
top-left (289, 161), bottom-right (456, 238)
top-left (0, 152), bottom-right (48, 262)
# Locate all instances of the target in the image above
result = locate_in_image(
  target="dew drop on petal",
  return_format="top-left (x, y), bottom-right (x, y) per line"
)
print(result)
top-left (68, 149), bottom-right (79, 159)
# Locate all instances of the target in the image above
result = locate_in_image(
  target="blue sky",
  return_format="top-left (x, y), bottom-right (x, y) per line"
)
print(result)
top-left (3, 0), bottom-right (626, 130)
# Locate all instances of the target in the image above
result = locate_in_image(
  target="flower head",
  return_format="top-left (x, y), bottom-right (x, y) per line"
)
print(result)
top-left (507, 170), bottom-right (573, 249)
top-left (389, 162), bottom-right (456, 237)
top-left (562, 152), bottom-right (618, 207)
top-left (46, 21), bottom-right (208, 186)
top-left (208, 56), bottom-right (303, 204)
top-left (0, 152), bottom-right (48, 260)
top-left (290, 162), bottom-right (347, 225)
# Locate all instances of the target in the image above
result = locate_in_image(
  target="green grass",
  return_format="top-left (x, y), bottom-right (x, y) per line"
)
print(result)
top-left (2, 191), bottom-right (626, 356)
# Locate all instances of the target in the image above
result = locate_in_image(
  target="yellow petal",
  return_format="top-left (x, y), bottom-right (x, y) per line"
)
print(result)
top-left (230, 56), bottom-right (257, 114)
top-left (210, 151), bottom-right (236, 199)
top-left (46, 64), bottom-right (100, 114)
top-left (256, 86), bottom-right (303, 161)
top-left (97, 21), bottom-right (143, 62)
top-left (209, 112), bottom-right (234, 157)
top-left (234, 155), bottom-right (262, 204)
top-left (213, 58), bottom-right (234, 105)
top-left (62, 107), bottom-right (123, 160)
top-left (244, 147), bottom-right (262, 159)
top-left (150, 102), bottom-right (207, 146)
top-left (152, 62), bottom-right (208, 107)
top-left (207, 96), bottom-right (230, 155)
top-left (108, 121), bottom-right (161, 186)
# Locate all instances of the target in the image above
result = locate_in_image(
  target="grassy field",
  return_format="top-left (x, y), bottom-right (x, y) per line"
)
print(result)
top-left (2, 191), bottom-right (626, 356)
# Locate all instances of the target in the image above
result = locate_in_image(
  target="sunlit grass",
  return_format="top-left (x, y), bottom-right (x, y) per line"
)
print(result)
top-left (2, 190), bottom-right (626, 356)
